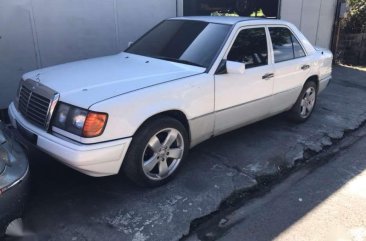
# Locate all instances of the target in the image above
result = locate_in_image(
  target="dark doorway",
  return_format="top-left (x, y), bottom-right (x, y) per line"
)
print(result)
top-left (183, 0), bottom-right (280, 18)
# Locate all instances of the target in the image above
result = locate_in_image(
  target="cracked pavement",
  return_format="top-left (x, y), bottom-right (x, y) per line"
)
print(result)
top-left (9, 66), bottom-right (366, 241)
top-left (188, 116), bottom-right (366, 241)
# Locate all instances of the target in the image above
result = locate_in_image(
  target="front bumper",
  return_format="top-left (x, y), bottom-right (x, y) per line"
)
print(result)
top-left (318, 75), bottom-right (331, 94)
top-left (8, 103), bottom-right (132, 177)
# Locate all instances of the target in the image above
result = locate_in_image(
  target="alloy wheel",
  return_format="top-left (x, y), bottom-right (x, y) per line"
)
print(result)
top-left (142, 128), bottom-right (184, 181)
top-left (300, 86), bottom-right (316, 118)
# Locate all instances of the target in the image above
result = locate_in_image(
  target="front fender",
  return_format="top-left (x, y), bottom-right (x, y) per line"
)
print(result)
top-left (89, 74), bottom-right (214, 141)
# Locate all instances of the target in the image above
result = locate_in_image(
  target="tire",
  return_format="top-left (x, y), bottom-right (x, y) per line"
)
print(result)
top-left (288, 81), bottom-right (318, 123)
top-left (0, 223), bottom-right (6, 239)
top-left (122, 117), bottom-right (189, 187)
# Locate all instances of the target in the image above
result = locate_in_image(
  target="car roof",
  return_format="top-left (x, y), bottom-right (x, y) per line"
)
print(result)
top-left (170, 16), bottom-right (289, 26)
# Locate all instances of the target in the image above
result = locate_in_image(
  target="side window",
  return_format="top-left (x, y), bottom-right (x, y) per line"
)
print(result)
top-left (269, 27), bottom-right (306, 63)
top-left (292, 35), bottom-right (306, 58)
top-left (227, 28), bottom-right (268, 69)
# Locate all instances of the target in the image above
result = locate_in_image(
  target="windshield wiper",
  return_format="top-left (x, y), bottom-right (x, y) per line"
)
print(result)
top-left (152, 56), bottom-right (205, 68)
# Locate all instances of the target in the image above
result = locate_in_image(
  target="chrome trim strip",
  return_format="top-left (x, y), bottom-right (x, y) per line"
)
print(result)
top-left (18, 79), bottom-right (59, 131)
top-left (190, 112), bottom-right (213, 121)
top-left (320, 75), bottom-right (332, 82)
top-left (216, 94), bottom-right (271, 114)
top-left (217, 85), bottom-right (302, 113)
top-left (46, 93), bottom-right (60, 130)
top-left (190, 85), bottom-right (302, 121)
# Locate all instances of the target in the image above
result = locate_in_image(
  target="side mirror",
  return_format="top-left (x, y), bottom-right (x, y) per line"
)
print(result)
top-left (226, 61), bottom-right (245, 75)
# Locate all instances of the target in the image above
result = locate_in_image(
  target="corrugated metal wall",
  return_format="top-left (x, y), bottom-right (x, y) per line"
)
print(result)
top-left (0, 0), bottom-right (176, 109)
top-left (281, 0), bottom-right (337, 48)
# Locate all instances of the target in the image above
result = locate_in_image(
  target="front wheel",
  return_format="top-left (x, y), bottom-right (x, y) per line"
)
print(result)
top-left (122, 117), bottom-right (189, 187)
top-left (288, 81), bottom-right (318, 122)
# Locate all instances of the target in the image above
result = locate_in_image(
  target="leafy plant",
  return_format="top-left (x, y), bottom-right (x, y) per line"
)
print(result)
top-left (342, 0), bottom-right (366, 33)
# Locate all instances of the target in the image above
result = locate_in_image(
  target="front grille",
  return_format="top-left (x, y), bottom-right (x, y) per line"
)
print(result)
top-left (17, 79), bottom-right (59, 130)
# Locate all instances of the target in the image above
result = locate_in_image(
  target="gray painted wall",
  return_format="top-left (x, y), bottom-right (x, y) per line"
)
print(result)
top-left (0, 0), bottom-right (176, 109)
top-left (281, 0), bottom-right (337, 48)
top-left (0, 0), bottom-right (336, 109)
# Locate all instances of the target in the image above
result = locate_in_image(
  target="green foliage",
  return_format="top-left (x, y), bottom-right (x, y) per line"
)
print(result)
top-left (250, 9), bottom-right (264, 17)
top-left (342, 0), bottom-right (366, 33)
top-left (210, 11), bottom-right (239, 16)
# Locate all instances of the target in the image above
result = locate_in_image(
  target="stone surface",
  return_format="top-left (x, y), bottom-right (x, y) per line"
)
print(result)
top-left (209, 125), bottom-right (366, 241)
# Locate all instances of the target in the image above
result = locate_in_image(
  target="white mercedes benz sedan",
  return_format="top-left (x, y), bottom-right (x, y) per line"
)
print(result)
top-left (8, 16), bottom-right (332, 186)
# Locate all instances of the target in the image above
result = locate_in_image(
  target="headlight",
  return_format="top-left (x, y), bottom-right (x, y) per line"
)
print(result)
top-left (53, 103), bottom-right (108, 138)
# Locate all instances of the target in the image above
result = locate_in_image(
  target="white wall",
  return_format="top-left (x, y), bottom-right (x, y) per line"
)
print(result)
top-left (281, 0), bottom-right (337, 49)
top-left (0, 0), bottom-right (176, 109)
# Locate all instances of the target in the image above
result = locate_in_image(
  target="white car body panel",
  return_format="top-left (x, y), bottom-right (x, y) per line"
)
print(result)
top-left (214, 63), bottom-right (274, 135)
top-left (214, 24), bottom-right (274, 135)
top-left (270, 56), bottom-right (312, 114)
top-left (8, 17), bottom-right (333, 177)
top-left (89, 74), bottom-right (215, 144)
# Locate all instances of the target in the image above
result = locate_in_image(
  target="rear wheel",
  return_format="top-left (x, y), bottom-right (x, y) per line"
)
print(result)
top-left (122, 117), bottom-right (189, 187)
top-left (288, 81), bottom-right (317, 122)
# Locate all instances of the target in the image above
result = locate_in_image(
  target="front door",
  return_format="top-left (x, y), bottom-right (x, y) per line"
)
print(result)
top-left (214, 26), bottom-right (274, 135)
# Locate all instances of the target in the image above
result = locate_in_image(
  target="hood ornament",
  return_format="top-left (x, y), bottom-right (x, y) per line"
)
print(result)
top-left (35, 73), bottom-right (41, 83)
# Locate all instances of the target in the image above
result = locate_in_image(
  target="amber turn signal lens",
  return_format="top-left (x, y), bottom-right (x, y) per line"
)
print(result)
top-left (82, 112), bottom-right (108, 138)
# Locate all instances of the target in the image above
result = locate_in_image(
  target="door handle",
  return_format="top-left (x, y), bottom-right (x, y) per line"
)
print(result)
top-left (262, 73), bottom-right (274, 80)
top-left (301, 64), bottom-right (310, 70)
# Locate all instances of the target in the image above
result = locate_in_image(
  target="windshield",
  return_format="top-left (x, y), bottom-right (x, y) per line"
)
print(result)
top-left (126, 20), bottom-right (231, 68)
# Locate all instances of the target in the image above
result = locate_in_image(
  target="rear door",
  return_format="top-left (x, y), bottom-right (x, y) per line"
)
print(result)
top-left (268, 26), bottom-right (312, 114)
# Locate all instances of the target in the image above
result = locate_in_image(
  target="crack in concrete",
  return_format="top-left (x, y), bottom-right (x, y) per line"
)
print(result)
top-left (220, 162), bottom-right (249, 177)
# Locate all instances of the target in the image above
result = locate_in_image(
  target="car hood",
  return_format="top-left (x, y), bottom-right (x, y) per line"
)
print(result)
top-left (23, 53), bottom-right (206, 109)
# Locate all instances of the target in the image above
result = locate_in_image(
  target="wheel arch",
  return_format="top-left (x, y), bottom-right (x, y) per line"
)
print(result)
top-left (305, 75), bottom-right (319, 91)
top-left (135, 110), bottom-right (191, 142)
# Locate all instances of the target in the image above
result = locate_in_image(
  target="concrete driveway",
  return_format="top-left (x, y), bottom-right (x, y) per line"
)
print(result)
top-left (13, 66), bottom-right (366, 241)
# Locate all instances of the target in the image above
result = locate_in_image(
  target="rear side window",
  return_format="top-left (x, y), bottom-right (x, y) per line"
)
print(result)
top-left (227, 28), bottom-right (268, 69)
top-left (269, 27), bottom-right (306, 63)
top-left (292, 36), bottom-right (306, 58)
